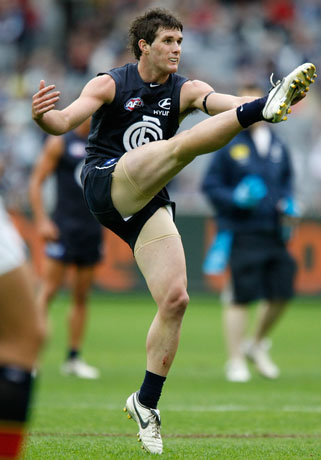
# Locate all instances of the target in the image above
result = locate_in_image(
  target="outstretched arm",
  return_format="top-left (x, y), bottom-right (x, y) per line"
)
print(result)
top-left (180, 79), bottom-right (257, 118)
top-left (180, 78), bottom-right (307, 119)
top-left (32, 74), bottom-right (116, 135)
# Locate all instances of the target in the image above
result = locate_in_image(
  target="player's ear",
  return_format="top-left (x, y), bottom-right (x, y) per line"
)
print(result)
top-left (138, 39), bottom-right (149, 55)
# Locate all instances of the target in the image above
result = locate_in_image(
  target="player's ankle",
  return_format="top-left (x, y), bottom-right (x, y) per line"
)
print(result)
top-left (236, 96), bottom-right (268, 128)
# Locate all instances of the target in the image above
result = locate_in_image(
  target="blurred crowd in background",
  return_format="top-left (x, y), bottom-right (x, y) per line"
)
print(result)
top-left (1, 0), bottom-right (321, 216)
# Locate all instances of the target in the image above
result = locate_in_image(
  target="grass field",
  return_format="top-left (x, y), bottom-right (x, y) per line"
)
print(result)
top-left (23, 292), bottom-right (321, 459)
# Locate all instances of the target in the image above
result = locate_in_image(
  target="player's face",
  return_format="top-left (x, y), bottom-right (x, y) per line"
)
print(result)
top-left (148, 28), bottom-right (183, 74)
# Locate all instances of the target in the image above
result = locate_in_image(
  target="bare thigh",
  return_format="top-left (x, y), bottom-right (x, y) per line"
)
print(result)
top-left (134, 206), bottom-right (180, 255)
top-left (111, 142), bottom-right (181, 218)
top-left (133, 209), bottom-right (187, 305)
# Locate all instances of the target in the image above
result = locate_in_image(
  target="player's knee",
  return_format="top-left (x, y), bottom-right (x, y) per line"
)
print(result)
top-left (162, 284), bottom-right (189, 319)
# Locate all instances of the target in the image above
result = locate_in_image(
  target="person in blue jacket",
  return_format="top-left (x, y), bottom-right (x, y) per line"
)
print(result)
top-left (202, 84), bottom-right (299, 382)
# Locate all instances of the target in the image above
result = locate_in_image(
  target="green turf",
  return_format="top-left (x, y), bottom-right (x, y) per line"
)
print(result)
top-left (23, 293), bottom-right (321, 459)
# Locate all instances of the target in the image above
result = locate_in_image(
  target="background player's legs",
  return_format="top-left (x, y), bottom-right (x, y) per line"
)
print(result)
top-left (223, 303), bottom-right (251, 382)
top-left (38, 258), bottom-right (98, 378)
top-left (245, 300), bottom-right (288, 379)
top-left (253, 300), bottom-right (288, 343)
top-left (37, 257), bottom-right (66, 327)
top-left (224, 300), bottom-right (288, 381)
top-left (34, 258), bottom-right (64, 373)
top-left (245, 249), bottom-right (295, 379)
top-left (244, 300), bottom-right (288, 380)
top-left (112, 109), bottom-right (241, 217)
top-left (68, 265), bottom-right (95, 354)
top-left (0, 265), bottom-right (45, 460)
top-left (61, 265), bottom-right (99, 379)
top-left (224, 303), bottom-right (248, 361)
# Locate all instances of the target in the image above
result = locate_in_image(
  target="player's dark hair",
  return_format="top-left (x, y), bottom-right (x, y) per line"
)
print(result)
top-left (129, 8), bottom-right (183, 60)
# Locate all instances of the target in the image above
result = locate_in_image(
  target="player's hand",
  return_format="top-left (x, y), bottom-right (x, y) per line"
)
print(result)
top-left (233, 175), bottom-right (267, 209)
top-left (32, 80), bottom-right (60, 120)
top-left (37, 217), bottom-right (59, 242)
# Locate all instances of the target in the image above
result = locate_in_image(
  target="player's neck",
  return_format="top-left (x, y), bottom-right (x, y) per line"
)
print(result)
top-left (137, 60), bottom-right (170, 85)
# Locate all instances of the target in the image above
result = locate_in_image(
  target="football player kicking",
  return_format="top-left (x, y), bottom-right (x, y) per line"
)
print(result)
top-left (31, 8), bottom-right (316, 455)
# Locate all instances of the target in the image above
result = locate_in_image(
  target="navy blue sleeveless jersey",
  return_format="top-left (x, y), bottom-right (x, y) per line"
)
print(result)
top-left (81, 63), bottom-right (188, 249)
top-left (53, 131), bottom-right (102, 237)
top-left (86, 62), bottom-right (188, 161)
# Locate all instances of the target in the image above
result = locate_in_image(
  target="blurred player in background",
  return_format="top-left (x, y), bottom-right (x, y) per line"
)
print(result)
top-left (202, 84), bottom-right (300, 382)
top-left (0, 161), bottom-right (45, 458)
top-left (29, 118), bottom-right (102, 379)
top-left (31, 7), bottom-right (315, 454)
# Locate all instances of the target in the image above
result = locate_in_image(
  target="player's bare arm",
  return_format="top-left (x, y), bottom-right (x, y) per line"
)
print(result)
top-left (32, 74), bottom-right (116, 135)
top-left (179, 79), bottom-right (258, 120)
top-left (29, 136), bottom-right (65, 241)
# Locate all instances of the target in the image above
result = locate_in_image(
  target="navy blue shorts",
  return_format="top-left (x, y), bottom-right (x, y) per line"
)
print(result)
top-left (81, 158), bottom-right (175, 251)
top-left (229, 232), bottom-right (297, 304)
top-left (45, 226), bottom-right (102, 266)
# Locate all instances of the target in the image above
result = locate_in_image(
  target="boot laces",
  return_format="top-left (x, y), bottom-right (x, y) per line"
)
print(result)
top-left (150, 409), bottom-right (161, 438)
top-left (269, 72), bottom-right (281, 88)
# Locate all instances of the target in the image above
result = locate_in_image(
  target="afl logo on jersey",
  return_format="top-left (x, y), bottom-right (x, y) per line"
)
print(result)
top-left (124, 97), bottom-right (144, 111)
top-left (123, 115), bottom-right (163, 151)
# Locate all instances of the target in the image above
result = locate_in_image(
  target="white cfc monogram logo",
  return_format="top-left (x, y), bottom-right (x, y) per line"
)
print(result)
top-left (123, 116), bottom-right (163, 151)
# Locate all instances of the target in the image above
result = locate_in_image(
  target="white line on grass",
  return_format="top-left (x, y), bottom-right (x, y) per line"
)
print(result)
top-left (34, 402), bottom-right (321, 413)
